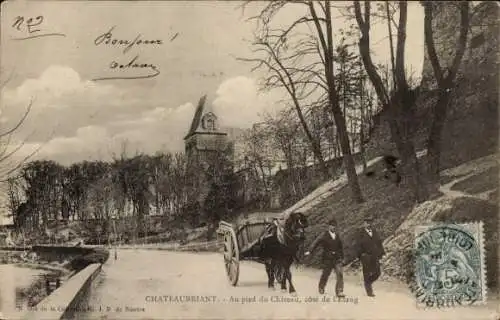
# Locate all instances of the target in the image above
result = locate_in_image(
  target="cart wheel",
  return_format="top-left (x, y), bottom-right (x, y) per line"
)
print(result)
top-left (223, 228), bottom-right (239, 286)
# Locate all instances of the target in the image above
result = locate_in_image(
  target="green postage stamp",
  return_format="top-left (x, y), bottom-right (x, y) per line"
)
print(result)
top-left (414, 222), bottom-right (486, 308)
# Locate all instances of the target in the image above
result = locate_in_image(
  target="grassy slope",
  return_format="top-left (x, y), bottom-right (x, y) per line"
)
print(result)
top-left (300, 165), bottom-right (415, 265)
top-left (300, 154), bottom-right (498, 289)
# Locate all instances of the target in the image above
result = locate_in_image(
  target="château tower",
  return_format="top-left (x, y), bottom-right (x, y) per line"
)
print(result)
top-left (184, 95), bottom-right (233, 206)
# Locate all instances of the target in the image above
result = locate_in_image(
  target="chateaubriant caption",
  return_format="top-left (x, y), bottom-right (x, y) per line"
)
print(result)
top-left (144, 295), bottom-right (359, 304)
top-left (19, 295), bottom-right (358, 313)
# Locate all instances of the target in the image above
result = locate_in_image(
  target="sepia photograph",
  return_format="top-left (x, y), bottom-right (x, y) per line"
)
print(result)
top-left (0, 1), bottom-right (498, 319)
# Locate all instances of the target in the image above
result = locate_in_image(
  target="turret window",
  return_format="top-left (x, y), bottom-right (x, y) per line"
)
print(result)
top-left (206, 118), bottom-right (215, 130)
top-left (202, 113), bottom-right (217, 131)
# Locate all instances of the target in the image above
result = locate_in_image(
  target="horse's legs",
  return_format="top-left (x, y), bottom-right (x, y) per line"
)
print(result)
top-left (279, 263), bottom-right (287, 291)
top-left (286, 267), bottom-right (296, 294)
top-left (265, 261), bottom-right (275, 289)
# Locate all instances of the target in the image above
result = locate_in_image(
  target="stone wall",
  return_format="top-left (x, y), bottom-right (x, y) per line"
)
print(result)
top-left (22, 263), bottom-right (102, 320)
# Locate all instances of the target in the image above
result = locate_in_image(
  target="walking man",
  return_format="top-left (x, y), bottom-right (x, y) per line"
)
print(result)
top-left (355, 217), bottom-right (385, 297)
top-left (304, 218), bottom-right (345, 297)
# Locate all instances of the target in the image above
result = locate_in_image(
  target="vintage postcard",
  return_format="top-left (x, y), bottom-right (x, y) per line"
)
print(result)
top-left (0, 1), bottom-right (498, 320)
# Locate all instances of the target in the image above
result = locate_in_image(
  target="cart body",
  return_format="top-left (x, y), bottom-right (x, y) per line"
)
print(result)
top-left (217, 216), bottom-right (278, 286)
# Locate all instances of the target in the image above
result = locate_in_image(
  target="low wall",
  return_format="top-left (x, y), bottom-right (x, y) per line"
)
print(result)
top-left (31, 245), bottom-right (94, 263)
top-left (1, 245), bottom-right (95, 263)
top-left (90, 240), bottom-right (222, 252)
top-left (23, 263), bottom-right (102, 320)
top-left (0, 246), bottom-right (31, 251)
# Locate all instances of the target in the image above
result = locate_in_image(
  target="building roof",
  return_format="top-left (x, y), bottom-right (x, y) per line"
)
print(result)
top-left (184, 95), bottom-right (208, 140)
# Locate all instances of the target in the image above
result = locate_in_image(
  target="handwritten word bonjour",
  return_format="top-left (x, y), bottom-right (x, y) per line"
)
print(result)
top-left (11, 15), bottom-right (66, 40)
top-left (92, 26), bottom-right (175, 81)
top-left (94, 26), bottom-right (164, 54)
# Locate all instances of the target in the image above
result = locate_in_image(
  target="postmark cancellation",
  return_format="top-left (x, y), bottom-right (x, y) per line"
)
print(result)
top-left (413, 222), bottom-right (486, 308)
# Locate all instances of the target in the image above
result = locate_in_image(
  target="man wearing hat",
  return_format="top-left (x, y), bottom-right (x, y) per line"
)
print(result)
top-left (355, 217), bottom-right (385, 297)
top-left (304, 218), bottom-right (345, 297)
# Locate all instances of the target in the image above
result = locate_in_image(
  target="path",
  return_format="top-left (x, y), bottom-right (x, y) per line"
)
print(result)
top-left (75, 249), bottom-right (497, 320)
top-left (438, 153), bottom-right (498, 201)
top-left (439, 171), bottom-right (496, 202)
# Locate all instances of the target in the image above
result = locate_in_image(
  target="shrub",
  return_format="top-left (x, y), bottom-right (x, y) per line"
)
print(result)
top-left (69, 248), bottom-right (109, 272)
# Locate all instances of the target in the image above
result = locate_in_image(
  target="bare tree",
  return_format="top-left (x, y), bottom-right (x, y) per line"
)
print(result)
top-left (354, 1), bottom-right (427, 203)
top-left (0, 71), bottom-right (44, 182)
top-left (0, 100), bottom-right (42, 182)
top-left (242, 0), bottom-right (364, 203)
top-left (357, 73), bottom-right (369, 171)
top-left (238, 27), bottom-right (329, 177)
top-left (423, 2), bottom-right (470, 191)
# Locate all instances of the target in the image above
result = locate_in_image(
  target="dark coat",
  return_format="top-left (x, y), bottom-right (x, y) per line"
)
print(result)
top-left (355, 228), bottom-right (385, 260)
top-left (308, 230), bottom-right (344, 265)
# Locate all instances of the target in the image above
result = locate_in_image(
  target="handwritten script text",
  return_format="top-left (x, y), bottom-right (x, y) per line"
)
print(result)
top-left (94, 26), bottom-right (163, 54)
top-left (11, 15), bottom-right (65, 40)
top-left (92, 26), bottom-right (177, 81)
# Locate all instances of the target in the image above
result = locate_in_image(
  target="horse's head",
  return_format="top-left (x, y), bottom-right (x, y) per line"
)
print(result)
top-left (284, 211), bottom-right (308, 243)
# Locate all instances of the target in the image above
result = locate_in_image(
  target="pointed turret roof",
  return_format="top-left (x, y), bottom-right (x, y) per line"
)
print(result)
top-left (184, 95), bottom-right (207, 140)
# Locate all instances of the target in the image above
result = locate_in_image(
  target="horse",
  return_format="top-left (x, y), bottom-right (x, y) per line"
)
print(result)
top-left (259, 211), bottom-right (308, 294)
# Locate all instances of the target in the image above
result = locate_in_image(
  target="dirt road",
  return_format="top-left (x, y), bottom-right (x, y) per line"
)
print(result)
top-left (73, 249), bottom-right (499, 320)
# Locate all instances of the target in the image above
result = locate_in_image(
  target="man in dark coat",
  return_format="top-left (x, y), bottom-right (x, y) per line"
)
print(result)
top-left (304, 218), bottom-right (345, 297)
top-left (355, 217), bottom-right (385, 297)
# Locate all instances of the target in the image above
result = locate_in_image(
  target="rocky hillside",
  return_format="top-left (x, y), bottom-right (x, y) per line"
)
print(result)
top-left (381, 155), bottom-right (498, 287)
top-left (365, 1), bottom-right (498, 170)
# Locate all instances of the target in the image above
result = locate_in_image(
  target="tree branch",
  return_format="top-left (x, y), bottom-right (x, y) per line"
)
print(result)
top-left (0, 98), bottom-right (33, 138)
top-left (395, 1), bottom-right (408, 92)
top-left (423, 2), bottom-right (444, 86)
top-left (354, 1), bottom-right (390, 107)
top-left (447, 2), bottom-right (470, 81)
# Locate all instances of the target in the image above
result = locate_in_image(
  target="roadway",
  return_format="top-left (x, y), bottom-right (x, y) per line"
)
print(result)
top-left (73, 249), bottom-right (498, 320)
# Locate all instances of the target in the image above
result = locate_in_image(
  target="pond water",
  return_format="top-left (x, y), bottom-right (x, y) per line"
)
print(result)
top-left (0, 264), bottom-right (48, 319)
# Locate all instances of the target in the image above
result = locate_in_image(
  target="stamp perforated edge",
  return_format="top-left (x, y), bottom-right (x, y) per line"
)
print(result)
top-left (413, 221), bottom-right (487, 308)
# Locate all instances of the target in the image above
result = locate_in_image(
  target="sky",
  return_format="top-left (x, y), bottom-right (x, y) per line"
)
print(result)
top-left (0, 1), bottom-right (425, 168)
top-left (0, 1), bottom-right (427, 224)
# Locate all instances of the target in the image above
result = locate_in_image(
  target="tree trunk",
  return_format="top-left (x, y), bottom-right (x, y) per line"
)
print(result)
top-left (426, 88), bottom-right (451, 194)
top-left (399, 138), bottom-right (426, 203)
top-left (333, 105), bottom-right (364, 203)
top-left (354, 1), bottom-right (428, 203)
top-left (423, 2), bottom-right (469, 196)
top-left (359, 75), bottom-right (368, 172)
top-left (386, 98), bottom-right (427, 203)
top-left (360, 124), bottom-right (367, 172)
top-left (311, 139), bottom-right (329, 178)
top-left (311, 0), bottom-right (363, 203)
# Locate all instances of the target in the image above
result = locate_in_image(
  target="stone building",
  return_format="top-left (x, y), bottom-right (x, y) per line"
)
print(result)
top-left (183, 95), bottom-right (234, 208)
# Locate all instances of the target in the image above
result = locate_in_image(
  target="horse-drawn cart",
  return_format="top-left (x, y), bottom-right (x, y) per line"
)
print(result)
top-left (217, 217), bottom-right (278, 286)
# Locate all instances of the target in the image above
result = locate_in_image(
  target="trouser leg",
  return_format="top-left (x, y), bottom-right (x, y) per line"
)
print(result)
top-left (361, 255), bottom-right (374, 295)
top-left (364, 279), bottom-right (373, 295)
top-left (334, 263), bottom-right (344, 295)
top-left (371, 259), bottom-right (381, 283)
top-left (318, 264), bottom-right (333, 291)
